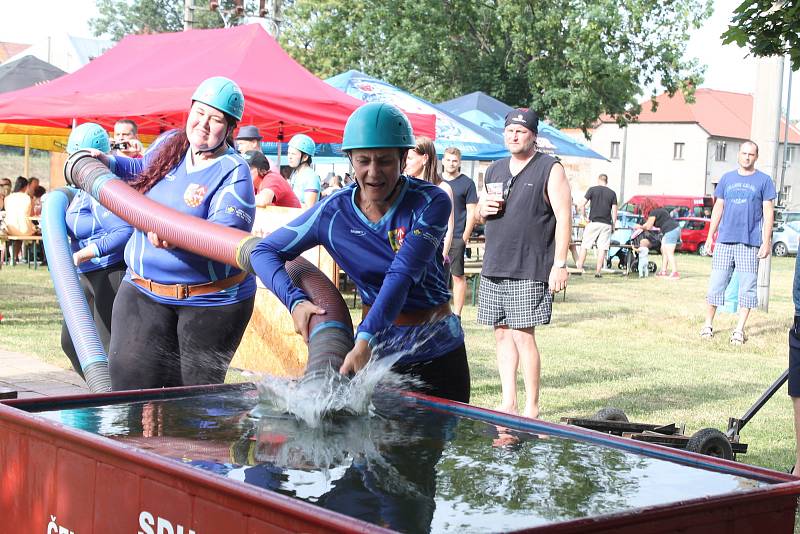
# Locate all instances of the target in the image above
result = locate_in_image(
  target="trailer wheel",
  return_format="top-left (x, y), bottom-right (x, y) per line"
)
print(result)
top-left (593, 407), bottom-right (629, 422)
top-left (686, 428), bottom-right (733, 460)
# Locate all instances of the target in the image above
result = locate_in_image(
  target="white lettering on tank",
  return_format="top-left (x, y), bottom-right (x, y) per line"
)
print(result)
top-left (138, 511), bottom-right (155, 534)
top-left (138, 511), bottom-right (197, 534)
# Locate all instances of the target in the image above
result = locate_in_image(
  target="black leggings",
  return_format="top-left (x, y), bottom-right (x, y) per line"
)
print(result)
top-left (60, 263), bottom-right (127, 378)
top-left (392, 344), bottom-right (471, 403)
top-left (108, 281), bottom-right (255, 390)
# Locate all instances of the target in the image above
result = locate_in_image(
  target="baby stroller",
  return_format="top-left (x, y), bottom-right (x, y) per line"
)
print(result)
top-left (607, 228), bottom-right (660, 275)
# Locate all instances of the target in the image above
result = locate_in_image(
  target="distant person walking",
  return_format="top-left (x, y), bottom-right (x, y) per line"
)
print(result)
top-left (441, 147), bottom-right (478, 318)
top-left (475, 108), bottom-right (572, 418)
top-left (576, 173), bottom-right (617, 277)
top-left (700, 140), bottom-right (775, 345)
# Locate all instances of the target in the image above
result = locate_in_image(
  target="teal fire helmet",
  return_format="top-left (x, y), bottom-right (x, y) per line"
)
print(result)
top-left (288, 134), bottom-right (316, 157)
top-left (191, 76), bottom-right (245, 121)
top-left (67, 123), bottom-right (110, 155)
top-left (341, 103), bottom-right (415, 151)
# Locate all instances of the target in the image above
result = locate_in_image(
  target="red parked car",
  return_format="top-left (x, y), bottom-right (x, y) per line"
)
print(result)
top-left (677, 217), bottom-right (716, 255)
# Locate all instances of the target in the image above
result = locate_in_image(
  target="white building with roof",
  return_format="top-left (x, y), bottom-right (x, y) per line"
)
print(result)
top-left (569, 89), bottom-right (800, 209)
top-left (4, 33), bottom-right (112, 73)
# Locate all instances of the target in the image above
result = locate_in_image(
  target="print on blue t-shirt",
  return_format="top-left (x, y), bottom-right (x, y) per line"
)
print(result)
top-left (714, 169), bottom-right (776, 247)
top-left (109, 136), bottom-right (256, 306)
top-left (251, 177), bottom-right (463, 364)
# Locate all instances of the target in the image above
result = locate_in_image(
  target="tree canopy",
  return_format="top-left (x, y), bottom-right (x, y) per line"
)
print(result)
top-left (90, 0), bottom-right (236, 40)
top-left (722, 0), bottom-right (800, 70)
top-left (281, 0), bottom-right (712, 131)
top-left (91, 0), bottom-right (712, 132)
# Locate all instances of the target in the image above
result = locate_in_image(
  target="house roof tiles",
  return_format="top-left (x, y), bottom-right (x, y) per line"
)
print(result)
top-left (601, 88), bottom-right (800, 143)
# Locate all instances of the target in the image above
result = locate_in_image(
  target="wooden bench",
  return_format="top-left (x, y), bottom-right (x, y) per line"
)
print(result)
top-left (463, 264), bottom-right (482, 306)
top-left (2, 235), bottom-right (44, 269)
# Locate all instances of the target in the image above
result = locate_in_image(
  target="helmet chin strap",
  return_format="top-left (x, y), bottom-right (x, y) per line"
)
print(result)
top-left (383, 175), bottom-right (404, 201)
top-left (194, 124), bottom-right (233, 156)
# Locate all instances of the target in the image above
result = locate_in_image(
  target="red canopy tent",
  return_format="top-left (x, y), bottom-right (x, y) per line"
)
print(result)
top-left (0, 24), bottom-right (435, 142)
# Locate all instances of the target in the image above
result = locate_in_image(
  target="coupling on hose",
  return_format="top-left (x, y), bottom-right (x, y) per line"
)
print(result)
top-left (63, 149), bottom-right (96, 187)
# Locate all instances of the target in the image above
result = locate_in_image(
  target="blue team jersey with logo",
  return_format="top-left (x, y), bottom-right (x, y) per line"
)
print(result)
top-left (65, 191), bottom-right (133, 274)
top-left (109, 139), bottom-right (256, 306)
top-left (251, 177), bottom-right (463, 364)
top-left (715, 169), bottom-right (776, 247)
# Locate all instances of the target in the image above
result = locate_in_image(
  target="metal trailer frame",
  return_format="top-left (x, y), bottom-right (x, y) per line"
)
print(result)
top-left (563, 368), bottom-right (792, 461)
top-left (2, 383), bottom-right (800, 534)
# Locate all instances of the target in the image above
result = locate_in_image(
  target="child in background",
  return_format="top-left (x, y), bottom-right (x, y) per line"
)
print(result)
top-left (637, 238), bottom-right (651, 278)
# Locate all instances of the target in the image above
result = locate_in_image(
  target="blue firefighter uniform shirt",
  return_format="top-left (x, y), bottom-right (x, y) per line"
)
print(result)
top-left (108, 135), bottom-right (256, 306)
top-left (250, 177), bottom-right (463, 364)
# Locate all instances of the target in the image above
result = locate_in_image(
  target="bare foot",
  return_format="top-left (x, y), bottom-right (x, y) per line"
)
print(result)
top-left (494, 404), bottom-right (518, 416)
top-left (523, 405), bottom-right (539, 419)
top-left (793, 465), bottom-right (800, 477)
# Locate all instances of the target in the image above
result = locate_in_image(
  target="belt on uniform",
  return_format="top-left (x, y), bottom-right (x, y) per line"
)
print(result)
top-left (362, 302), bottom-right (452, 327)
top-left (130, 270), bottom-right (248, 300)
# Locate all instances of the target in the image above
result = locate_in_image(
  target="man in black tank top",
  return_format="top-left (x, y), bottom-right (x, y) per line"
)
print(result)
top-left (475, 108), bottom-right (572, 419)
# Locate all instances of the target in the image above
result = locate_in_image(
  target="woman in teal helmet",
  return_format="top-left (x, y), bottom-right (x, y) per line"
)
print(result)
top-left (62, 123), bottom-right (134, 378)
top-left (287, 133), bottom-right (321, 209)
top-left (252, 103), bottom-right (470, 403)
top-left (88, 76), bottom-right (256, 390)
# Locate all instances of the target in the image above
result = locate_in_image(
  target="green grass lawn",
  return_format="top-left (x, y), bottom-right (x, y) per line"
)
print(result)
top-left (1, 253), bottom-right (797, 472)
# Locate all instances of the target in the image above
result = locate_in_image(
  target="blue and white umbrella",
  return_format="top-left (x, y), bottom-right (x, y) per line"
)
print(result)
top-left (324, 70), bottom-right (508, 161)
top-left (438, 91), bottom-right (606, 160)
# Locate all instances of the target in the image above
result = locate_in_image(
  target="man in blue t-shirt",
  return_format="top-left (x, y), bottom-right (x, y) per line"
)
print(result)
top-left (700, 141), bottom-right (775, 345)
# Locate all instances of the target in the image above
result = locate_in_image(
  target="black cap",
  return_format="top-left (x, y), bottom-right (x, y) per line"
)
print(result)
top-left (504, 108), bottom-right (539, 133)
top-left (243, 150), bottom-right (268, 171)
top-left (236, 125), bottom-right (262, 140)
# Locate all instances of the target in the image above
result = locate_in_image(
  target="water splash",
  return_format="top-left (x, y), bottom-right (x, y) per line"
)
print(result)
top-left (250, 321), bottom-right (444, 427)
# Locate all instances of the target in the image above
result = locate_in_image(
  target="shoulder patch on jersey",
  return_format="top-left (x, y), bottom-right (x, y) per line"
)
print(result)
top-left (184, 183), bottom-right (208, 208)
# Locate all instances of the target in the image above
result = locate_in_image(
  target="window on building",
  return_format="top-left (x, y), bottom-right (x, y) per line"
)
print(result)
top-left (673, 142), bottom-right (685, 160)
top-left (714, 141), bottom-right (727, 162)
top-left (610, 141), bottom-right (620, 159)
top-left (787, 146), bottom-right (795, 165)
top-left (638, 173), bottom-right (652, 186)
top-left (783, 185), bottom-right (792, 204)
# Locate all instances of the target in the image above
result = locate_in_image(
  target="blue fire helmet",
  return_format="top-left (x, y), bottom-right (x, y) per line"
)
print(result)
top-left (67, 123), bottom-right (110, 155)
top-left (191, 76), bottom-right (245, 121)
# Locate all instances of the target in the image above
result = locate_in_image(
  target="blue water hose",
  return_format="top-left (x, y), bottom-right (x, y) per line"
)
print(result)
top-left (41, 188), bottom-right (111, 392)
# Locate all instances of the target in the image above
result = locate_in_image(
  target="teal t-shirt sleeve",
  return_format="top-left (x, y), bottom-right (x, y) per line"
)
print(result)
top-left (304, 171), bottom-right (321, 194)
